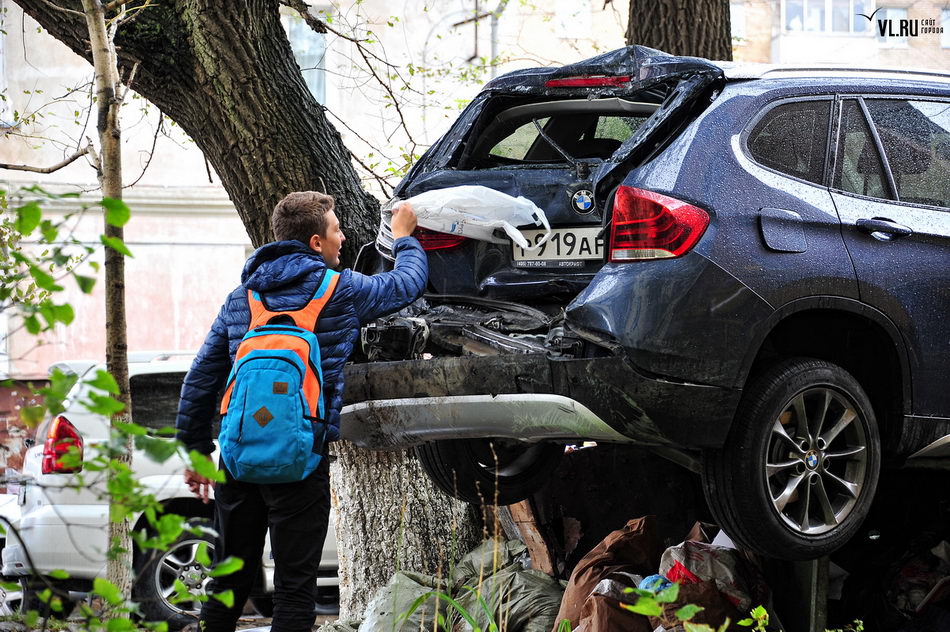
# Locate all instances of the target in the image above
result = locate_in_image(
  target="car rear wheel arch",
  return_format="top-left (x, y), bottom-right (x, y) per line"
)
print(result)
top-left (740, 301), bottom-right (908, 450)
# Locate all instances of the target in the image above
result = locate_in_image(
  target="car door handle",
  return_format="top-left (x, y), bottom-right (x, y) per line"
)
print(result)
top-left (856, 217), bottom-right (913, 240)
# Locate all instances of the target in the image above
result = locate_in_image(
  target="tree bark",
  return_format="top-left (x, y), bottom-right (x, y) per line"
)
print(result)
top-left (79, 0), bottom-right (134, 608)
top-left (330, 443), bottom-right (484, 618)
top-left (14, 0), bottom-right (484, 614)
top-left (626, 0), bottom-right (732, 61)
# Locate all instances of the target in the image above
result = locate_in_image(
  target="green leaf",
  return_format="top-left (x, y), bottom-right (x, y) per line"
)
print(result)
top-left (107, 618), bottom-right (136, 632)
top-left (196, 542), bottom-right (211, 568)
top-left (0, 582), bottom-right (19, 592)
top-left (750, 605), bottom-right (768, 619)
top-left (48, 569), bottom-right (70, 580)
top-left (135, 435), bottom-right (179, 463)
top-left (208, 556), bottom-right (244, 577)
top-left (676, 604), bottom-right (704, 622)
top-left (115, 420), bottom-right (147, 435)
top-left (40, 220), bottom-right (58, 243)
top-left (87, 369), bottom-right (119, 394)
top-left (656, 582), bottom-right (680, 603)
top-left (93, 577), bottom-right (123, 606)
top-left (29, 266), bottom-right (62, 292)
top-left (212, 589), bottom-right (234, 608)
top-left (24, 610), bottom-right (39, 628)
top-left (101, 197), bottom-right (131, 227)
top-left (19, 405), bottom-right (46, 427)
top-left (623, 596), bottom-right (662, 617)
top-left (75, 274), bottom-right (96, 293)
top-left (189, 450), bottom-right (225, 482)
top-left (24, 315), bottom-right (41, 334)
top-left (52, 303), bottom-right (74, 325)
top-left (15, 201), bottom-right (41, 235)
top-left (84, 392), bottom-right (126, 416)
top-left (738, 619), bottom-right (754, 626)
top-left (100, 235), bottom-right (133, 257)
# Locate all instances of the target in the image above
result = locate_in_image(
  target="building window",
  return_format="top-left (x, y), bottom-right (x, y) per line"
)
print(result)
top-left (876, 7), bottom-right (908, 47)
top-left (731, 1), bottom-right (747, 40)
top-left (784, 0), bottom-right (873, 34)
top-left (282, 13), bottom-right (327, 105)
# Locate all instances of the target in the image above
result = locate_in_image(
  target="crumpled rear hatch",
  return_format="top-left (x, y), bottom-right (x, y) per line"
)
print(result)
top-left (366, 46), bottom-right (722, 304)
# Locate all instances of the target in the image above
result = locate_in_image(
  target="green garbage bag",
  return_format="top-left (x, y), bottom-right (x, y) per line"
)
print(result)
top-left (359, 570), bottom-right (450, 632)
top-left (452, 539), bottom-right (565, 632)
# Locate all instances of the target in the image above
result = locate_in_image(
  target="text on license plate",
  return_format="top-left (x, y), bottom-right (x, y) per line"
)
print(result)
top-left (512, 227), bottom-right (604, 267)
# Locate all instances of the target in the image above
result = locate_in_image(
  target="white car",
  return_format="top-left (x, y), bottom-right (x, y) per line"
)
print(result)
top-left (0, 353), bottom-right (339, 628)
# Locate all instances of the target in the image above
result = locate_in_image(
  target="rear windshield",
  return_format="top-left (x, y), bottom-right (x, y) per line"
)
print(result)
top-left (485, 114), bottom-right (647, 164)
top-left (464, 98), bottom-right (657, 168)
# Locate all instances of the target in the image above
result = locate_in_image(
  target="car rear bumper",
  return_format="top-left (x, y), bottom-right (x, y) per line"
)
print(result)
top-left (2, 504), bottom-right (107, 579)
top-left (341, 354), bottom-right (741, 449)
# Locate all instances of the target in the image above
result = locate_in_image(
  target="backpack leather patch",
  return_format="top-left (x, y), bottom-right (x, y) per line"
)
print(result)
top-left (273, 381), bottom-right (288, 394)
top-left (254, 406), bottom-right (274, 427)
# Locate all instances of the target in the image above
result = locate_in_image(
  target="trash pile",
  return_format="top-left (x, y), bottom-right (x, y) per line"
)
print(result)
top-left (556, 517), bottom-right (773, 632)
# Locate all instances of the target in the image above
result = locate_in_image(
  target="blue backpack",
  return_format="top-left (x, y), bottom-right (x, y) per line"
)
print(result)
top-left (218, 270), bottom-right (340, 483)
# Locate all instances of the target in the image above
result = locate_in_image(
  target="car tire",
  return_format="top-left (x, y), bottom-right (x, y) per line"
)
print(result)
top-left (702, 358), bottom-right (881, 560)
top-left (19, 577), bottom-right (76, 618)
top-left (415, 439), bottom-right (563, 505)
top-left (133, 519), bottom-right (215, 630)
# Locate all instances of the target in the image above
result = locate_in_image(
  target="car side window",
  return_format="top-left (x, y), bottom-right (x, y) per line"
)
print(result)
top-left (130, 372), bottom-right (221, 432)
top-left (833, 99), bottom-right (890, 200)
top-left (865, 99), bottom-right (950, 209)
top-left (747, 100), bottom-right (830, 185)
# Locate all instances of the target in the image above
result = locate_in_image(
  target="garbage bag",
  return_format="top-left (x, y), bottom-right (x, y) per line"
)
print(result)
top-left (358, 571), bottom-right (450, 632)
top-left (452, 538), bottom-right (529, 587)
top-left (453, 538), bottom-right (565, 632)
top-left (573, 572), bottom-right (653, 632)
top-left (659, 540), bottom-right (753, 613)
top-left (554, 516), bottom-right (662, 631)
top-left (399, 185), bottom-right (552, 250)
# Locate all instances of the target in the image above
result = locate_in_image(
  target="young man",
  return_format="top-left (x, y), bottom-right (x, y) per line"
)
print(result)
top-left (175, 192), bottom-right (426, 632)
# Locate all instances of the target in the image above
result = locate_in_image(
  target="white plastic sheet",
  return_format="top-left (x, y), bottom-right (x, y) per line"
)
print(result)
top-left (396, 185), bottom-right (552, 251)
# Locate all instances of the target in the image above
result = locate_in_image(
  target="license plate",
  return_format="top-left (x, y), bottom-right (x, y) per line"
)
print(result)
top-left (512, 227), bottom-right (604, 268)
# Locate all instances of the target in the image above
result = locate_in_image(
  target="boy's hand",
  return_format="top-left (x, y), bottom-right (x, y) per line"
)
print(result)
top-left (184, 469), bottom-right (214, 504)
top-left (391, 202), bottom-right (418, 239)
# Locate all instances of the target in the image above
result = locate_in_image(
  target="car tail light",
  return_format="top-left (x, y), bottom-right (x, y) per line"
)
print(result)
top-left (544, 75), bottom-right (631, 88)
top-left (609, 186), bottom-right (709, 262)
top-left (41, 416), bottom-right (83, 474)
top-left (412, 227), bottom-right (468, 251)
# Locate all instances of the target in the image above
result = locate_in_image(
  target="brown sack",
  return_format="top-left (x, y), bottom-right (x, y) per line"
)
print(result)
top-left (553, 516), bottom-right (661, 632)
top-left (573, 593), bottom-right (653, 632)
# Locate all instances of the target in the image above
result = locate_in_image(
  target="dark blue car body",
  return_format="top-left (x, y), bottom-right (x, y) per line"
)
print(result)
top-left (351, 46), bottom-right (950, 559)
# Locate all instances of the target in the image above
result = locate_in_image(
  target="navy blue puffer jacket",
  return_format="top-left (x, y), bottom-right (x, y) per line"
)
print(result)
top-left (175, 236), bottom-right (428, 455)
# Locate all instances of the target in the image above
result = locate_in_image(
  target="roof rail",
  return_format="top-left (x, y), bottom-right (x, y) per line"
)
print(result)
top-left (720, 62), bottom-right (950, 82)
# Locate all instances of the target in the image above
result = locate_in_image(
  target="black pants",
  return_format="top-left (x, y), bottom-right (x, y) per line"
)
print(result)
top-left (200, 456), bottom-right (330, 632)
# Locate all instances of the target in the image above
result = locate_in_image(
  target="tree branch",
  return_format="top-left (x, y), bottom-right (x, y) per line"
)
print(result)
top-left (34, 0), bottom-right (84, 17)
top-left (0, 143), bottom-right (92, 174)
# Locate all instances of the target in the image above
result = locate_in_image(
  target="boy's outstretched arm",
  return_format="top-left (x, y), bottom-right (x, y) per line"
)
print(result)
top-left (351, 202), bottom-right (429, 324)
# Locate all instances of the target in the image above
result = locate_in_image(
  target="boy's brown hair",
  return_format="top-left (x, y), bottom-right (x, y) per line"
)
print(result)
top-left (272, 191), bottom-right (335, 243)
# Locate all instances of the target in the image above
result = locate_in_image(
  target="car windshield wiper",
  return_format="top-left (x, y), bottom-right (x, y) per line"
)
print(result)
top-left (532, 118), bottom-right (589, 179)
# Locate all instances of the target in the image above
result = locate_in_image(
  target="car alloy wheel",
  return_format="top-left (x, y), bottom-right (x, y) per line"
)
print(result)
top-left (765, 387), bottom-right (869, 536)
top-left (701, 358), bottom-right (880, 560)
top-left (153, 537), bottom-right (214, 614)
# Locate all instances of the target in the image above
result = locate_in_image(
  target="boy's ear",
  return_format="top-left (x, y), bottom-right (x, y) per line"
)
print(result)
top-left (309, 234), bottom-right (322, 252)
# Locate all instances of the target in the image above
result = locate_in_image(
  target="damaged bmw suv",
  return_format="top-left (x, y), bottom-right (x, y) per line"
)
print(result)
top-left (344, 46), bottom-right (950, 560)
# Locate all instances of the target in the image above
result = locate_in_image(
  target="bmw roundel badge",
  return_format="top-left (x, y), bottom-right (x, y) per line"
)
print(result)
top-left (572, 189), bottom-right (594, 213)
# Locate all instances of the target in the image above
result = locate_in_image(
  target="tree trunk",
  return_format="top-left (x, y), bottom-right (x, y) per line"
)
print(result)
top-left (626, 0), bottom-right (732, 61)
top-left (330, 442), bottom-right (484, 618)
top-left (15, 0), bottom-right (484, 613)
top-left (79, 0), bottom-right (134, 608)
